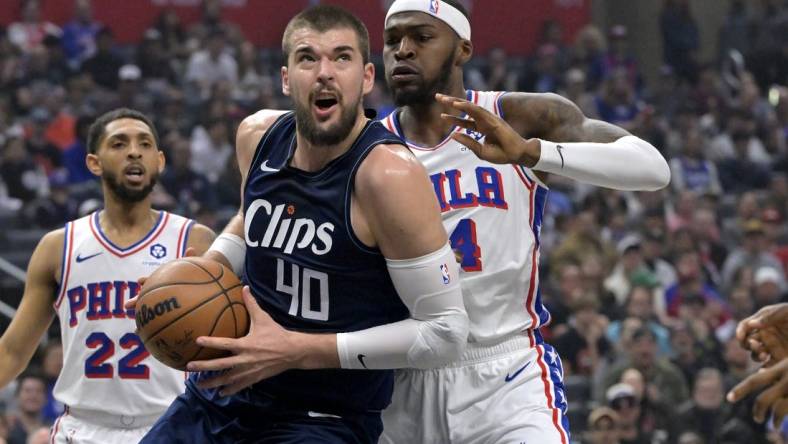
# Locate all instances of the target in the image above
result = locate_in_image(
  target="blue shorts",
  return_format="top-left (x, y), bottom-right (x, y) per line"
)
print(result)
top-left (140, 385), bottom-right (383, 444)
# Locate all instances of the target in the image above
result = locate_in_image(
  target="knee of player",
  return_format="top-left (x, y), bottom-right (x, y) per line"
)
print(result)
top-left (410, 310), bottom-right (469, 369)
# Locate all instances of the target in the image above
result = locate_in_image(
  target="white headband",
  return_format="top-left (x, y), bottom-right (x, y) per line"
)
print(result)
top-left (386, 0), bottom-right (471, 40)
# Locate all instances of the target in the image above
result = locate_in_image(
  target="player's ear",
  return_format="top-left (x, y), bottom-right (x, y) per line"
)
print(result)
top-left (281, 66), bottom-right (290, 96)
top-left (362, 62), bottom-right (375, 95)
top-left (85, 152), bottom-right (102, 177)
top-left (456, 39), bottom-right (473, 66)
top-left (157, 149), bottom-right (165, 173)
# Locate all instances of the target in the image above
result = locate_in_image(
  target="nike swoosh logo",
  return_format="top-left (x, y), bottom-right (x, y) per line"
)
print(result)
top-left (556, 145), bottom-right (565, 169)
top-left (357, 354), bottom-right (368, 369)
top-left (260, 160), bottom-right (279, 173)
top-left (75, 252), bottom-right (103, 263)
top-left (504, 361), bottom-right (531, 382)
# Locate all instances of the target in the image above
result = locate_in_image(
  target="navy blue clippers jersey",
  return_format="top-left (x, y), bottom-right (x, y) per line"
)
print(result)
top-left (189, 112), bottom-right (409, 414)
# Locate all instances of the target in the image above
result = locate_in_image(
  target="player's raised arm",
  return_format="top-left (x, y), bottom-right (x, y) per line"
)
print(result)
top-left (0, 230), bottom-right (60, 388)
top-left (335, 144), bottom-right (469, 370)
top-left (438, 92), bottom-right (671, 191)
top-left (203, 109), bottom-right (287, 273)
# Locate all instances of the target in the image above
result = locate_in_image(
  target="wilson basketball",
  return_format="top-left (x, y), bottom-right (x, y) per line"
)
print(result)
top-left (135, 257), bottom-right (249, 371)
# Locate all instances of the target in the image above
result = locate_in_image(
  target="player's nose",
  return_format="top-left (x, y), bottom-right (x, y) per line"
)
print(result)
top-left (394, 38), bottom-right (416, 60)
top-left (316, 58), bottom-right (336, 83)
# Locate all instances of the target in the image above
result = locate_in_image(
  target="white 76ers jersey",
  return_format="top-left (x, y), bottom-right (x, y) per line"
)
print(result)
top-left (53, 210), bottom-right (194, 416)
top-left (382, 90), bottom-right (550, 344)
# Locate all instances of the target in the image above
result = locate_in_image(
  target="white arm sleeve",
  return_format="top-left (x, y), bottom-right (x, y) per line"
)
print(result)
top-left (534, 135), bottom-right (671, 191)
top-left (336, 243), bottom-right (469, 370)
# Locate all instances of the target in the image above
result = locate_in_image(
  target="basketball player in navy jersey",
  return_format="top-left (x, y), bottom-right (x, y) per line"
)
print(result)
top-left (139, 5), bottom-right (468, 443)
top-left (0, 108), bottom-right (215, 444)
top-left (378, 1), bottom-right (671, 443)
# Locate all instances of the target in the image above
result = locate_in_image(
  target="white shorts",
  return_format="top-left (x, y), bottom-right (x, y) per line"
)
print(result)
top-left (380, 330), bottom-right (570, 444)
top-left (49, 407), bottom-right (164, 444)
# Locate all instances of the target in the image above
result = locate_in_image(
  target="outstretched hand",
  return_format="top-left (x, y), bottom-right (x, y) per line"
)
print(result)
top-left (736, 303), bottom-right (788, 366)
top-left (436, 93), bottom-right (541, 167)
top-left (727, 358), bottom-right (788, 426)
top-left (188, 286), bottom-right (301, 396)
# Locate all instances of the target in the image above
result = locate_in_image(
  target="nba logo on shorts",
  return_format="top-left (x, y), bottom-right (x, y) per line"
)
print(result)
top-left (440, 263), bottom-right (450, 284)
top-left (150, 243), bottom-right (167, 259)
top-left (429, 0), bottom-right (439, 14)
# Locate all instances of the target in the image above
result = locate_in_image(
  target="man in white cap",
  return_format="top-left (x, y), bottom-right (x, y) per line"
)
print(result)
top-left (379, 1), bottom-right (671, 442)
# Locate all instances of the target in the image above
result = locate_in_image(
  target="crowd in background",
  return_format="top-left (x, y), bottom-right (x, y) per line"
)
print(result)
top-left (0, 0), bottom-right (787, 443)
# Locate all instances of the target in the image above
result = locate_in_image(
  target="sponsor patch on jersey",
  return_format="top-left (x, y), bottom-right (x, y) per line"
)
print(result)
top-left (149, 243), bottom-right (167, 259)
top-left (440, 263), bottom-right (451, 284)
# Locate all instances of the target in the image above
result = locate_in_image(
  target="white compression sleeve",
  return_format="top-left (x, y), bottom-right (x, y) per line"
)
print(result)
top-left (207, 233), bottom-right (246, 275)
top-left (533, 135), bottom-right (671, 191)
top-left (336, 243), bottom-right (469, 370)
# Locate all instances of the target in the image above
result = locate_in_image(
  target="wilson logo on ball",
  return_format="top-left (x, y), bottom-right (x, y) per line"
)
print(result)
top-left (137, 297), bottom-right (182, 327)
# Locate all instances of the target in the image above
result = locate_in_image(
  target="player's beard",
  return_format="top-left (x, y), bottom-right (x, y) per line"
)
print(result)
top-left (102, 169), bottom-right (158, 203)
top-left (391, 51), bottom-right (456, 107)
top-left (293, 86), bottom-right (361, 147)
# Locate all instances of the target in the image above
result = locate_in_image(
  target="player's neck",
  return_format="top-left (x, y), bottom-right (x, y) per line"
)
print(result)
top-left (100, 196), bottom-right (158, 240)
top-left (399, 83), bottom-right (467, 147)
top-left (292, 114), bottom-right (368, 172)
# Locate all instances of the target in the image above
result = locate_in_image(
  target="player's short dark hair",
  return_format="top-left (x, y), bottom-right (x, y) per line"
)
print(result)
top-left (282, 4), bottom-right (370, 65)
top-left (443, 0), bottom-right (471, 20)
top-left (87, 108), bottom-right (160, 154)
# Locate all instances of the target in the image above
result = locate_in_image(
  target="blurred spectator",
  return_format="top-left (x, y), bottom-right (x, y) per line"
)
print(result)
top-left (159, 132), bottom-right (217, 217)
top-left (602, 25), bottom-right (641, 90)
top-left (675, 368), bottom-right (743, 442)
top-left (718, 0), bottom-right (752, 59)
top-left (153, 9), bottom-right (189, 62)
top-left (80, 27), bottom-right (123, 90)
top-left (0, 415), bottom-right (7, 443)
top-left (606, 382), bottom-right (669, 444)
top-left (594, 68), bottom-right (642, 129)
top-left (660, 0), bottom-right (699, 81)
top-left (753, 266), bottom-right (788, 307)
top-left (25, 427), bottom-right (48, 444)
top-left (61, 115), bottom-right (95, 185)
top-left (520, 44), bottom-right (562, 93)
top-left (136, 29), bottom-right (177, 87)
top-left (38, 342), bottom-right (62, 424)
top-left (690, 208), bottom-right (728, 277)
top-left (620, 367), bottom-right (676, 442)
top-left (571, 25), bottom-right (606, 87)
top-left (670, 127), bottom-right (723, 196)
top-left (665, 249), bottom-right (731, 326)
top-left (717, 285), bottom-right (755, 343)
top-left (0, 131), bottom-right (49, 204)
top-left (642, 228), bottom-right (678, 290)
top-left (544, 262), bottom-right (583, 332)
top-left (26, 170), bottom-right (79, 228)
top-left (584, 406), bottom-right (621, 444)
top-left (189, 117), bottom-right (232, 183)
top-left (602, 326), bottom-right (689, 407)
top-left (24, 108), bottom-right (61, 175)
top-left (6, 372), bottom-right (47, 444)
top-left (233, 40), bottom-right (267, 105)
top-left (721, 219), bottom-right (785, 291)
top-left (604, 234), bottom-right (661, 307)
top-left (105, 64), bottom-right (154, 115)
top-left (475, 47), bottom-right (519, 92)
top-left (559, 68), bottom-right (597, 119)
top-left (607, 286), bottom-right (672, 357)
top-left (187, 0), bottom-right (240, 45)
top-left (7, 0), bottom-right (60, 54)
top-left (185, 30), bottom-right (238, 101)
top-left (60, 0), bottom-right (101, 69)
top-left (552, 292), bottom-right (610, 376)
top-left (721, 191), bottom-right (759, 247)
top-left (550, 207), bottom-right (617, 276)
top-left (669, 320), bottom-right (726, 386)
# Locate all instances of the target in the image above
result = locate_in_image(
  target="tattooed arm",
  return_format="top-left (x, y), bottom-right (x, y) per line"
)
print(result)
top-left (438, 92), bottom-right (669, 190)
